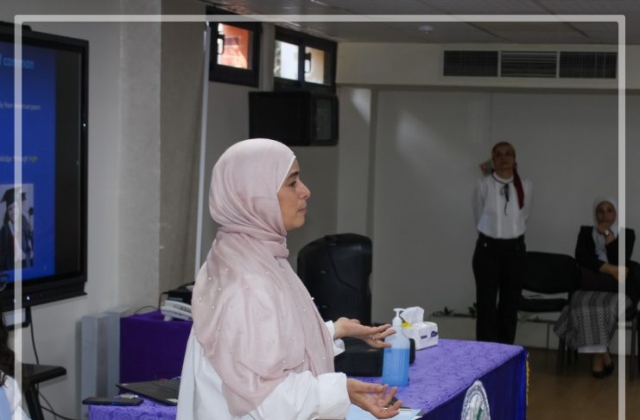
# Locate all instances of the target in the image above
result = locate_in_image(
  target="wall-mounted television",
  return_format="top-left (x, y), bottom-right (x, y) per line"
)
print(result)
top-left (249, 91), bottom-right (338, 146)
top-left (0, 24), bottom-right (88, 318)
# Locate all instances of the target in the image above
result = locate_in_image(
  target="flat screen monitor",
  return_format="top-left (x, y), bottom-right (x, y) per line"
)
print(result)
top-left (0, 24), bottom-right (88, 319)
top-left (249, 91), bottom-right (338, 146)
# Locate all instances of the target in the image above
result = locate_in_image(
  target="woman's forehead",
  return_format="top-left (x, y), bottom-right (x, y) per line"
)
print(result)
top-left (597, 201), bottom-right (615, 209)
top-left (493, 144), bottom-right (514, 153)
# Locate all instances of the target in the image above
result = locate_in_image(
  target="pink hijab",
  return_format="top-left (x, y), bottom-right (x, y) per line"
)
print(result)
top-left (191, 139), bottom-right (335, 416)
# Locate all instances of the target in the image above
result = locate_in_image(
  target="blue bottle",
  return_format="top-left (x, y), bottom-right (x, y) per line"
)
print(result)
top-left (381, 308), bottom-right (410, 387)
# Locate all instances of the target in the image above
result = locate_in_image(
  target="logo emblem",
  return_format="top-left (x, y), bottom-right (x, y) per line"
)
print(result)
top-left (461, 380), bottom-right (491, 420)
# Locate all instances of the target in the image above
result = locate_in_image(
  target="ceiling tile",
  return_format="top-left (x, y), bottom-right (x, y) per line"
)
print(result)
top-left (419, 0), bottom-right (546, 15)
top-left (207, 0), bottom-right (640, 44)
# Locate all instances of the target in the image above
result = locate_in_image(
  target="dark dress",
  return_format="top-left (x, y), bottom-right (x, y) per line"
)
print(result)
top-left (554, 226), bottom-right (639, 349)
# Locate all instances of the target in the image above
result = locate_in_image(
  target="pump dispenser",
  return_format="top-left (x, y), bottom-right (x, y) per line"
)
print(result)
top-left (381, 308), bottom-right (410, 387)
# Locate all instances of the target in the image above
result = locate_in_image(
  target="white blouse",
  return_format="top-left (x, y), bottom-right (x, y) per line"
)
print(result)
top-left (1, 374), bottom-right (30, 419)
top-left (472, 173), bottom-right (533, 239)
top-left (177, 321), bottom-right (350, 420)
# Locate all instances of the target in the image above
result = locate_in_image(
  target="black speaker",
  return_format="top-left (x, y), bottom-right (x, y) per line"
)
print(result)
top-left (297, 233), bottom-right (372, 325)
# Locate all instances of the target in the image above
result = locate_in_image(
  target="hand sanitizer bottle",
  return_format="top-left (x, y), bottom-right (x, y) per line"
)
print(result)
top-left (381, 308), bottom-right (410, 387)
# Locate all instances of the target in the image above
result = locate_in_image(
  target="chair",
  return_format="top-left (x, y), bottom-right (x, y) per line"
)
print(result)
top-left (22, 363), bottom-right (67, 420)
top-left (626, 260), bottom-right (640, 380)
top-left (517, 251), bottom-right (581, 373)
top-left (628, 305), bottom-right (639, 381)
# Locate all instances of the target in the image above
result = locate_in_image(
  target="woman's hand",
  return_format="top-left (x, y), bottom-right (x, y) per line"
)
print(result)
top-left (603, 263), bottom-right (629, 281)
top-left (597, 223), bottom-right (616, 245)
top-left (346, 378), bottom-right (403, 419)
top-left (333, 318), bottom-right (395, 348)
top-left (597, 222), bottom-right (612, 235)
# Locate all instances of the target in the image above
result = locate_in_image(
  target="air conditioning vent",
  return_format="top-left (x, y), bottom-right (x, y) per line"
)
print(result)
top-left (559, 52), bottom-right (616, 78)
top-left (500, 51), bottom-right (557, 78)
top-left (443, 51), bottom-right (498, 77)
top-left (443, 50), bottom-right (617, 80)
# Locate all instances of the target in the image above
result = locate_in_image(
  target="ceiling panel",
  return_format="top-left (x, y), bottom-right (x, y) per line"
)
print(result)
top-left (472, 22), bottom-right (594, 45)
top-left (419, 0), bottom-right (546, 15)
top-left (569, 22), bottom-right (621, 45)
top-left (205, 0), bottom-right (640, 44)
top-left (297, 22), bottom-right (499, 43)
top-left (537, 0), bottom-right (640, 15)
top-left (307, 0), bottom-right (439, 15)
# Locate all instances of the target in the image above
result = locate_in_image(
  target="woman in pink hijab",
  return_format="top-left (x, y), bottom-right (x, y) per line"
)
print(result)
top-left (177, 139), bottom-right (402, 419)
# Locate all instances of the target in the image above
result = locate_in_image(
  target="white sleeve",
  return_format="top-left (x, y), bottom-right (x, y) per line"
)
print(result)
top-left (324, 321), bottom-right (345, 356)
top-left (252, 371), bottom-right (349, 420)
top-left (181, 331), bottom-right (350, 420)
top-left (251, 322), bottom-right (349, 419)
top-left (4, 376), bottom-right (30, 420)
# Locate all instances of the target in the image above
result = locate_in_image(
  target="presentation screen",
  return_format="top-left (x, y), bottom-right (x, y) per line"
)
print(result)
top-left (0, 25), bottom-right (88, 310)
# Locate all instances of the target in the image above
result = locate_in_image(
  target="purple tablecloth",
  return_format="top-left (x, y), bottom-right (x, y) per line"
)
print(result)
top-left (354, 339), bottom-right (527, 419)
top-left (88, 399), bottom-right (175, 420)
top-left (120, 310), bottom-right (192, 383)
top-left (96, 318), bottom-right (527, 420)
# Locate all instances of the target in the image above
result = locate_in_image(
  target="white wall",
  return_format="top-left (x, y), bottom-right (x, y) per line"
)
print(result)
top-left (336, 87), bottom-right (374, 235)
top-left (286, 145), bottom-right (339, 266)
top-left (337, 88), bottom-right (640, 323)
top-left (199, 82), bottom-right (255, 266)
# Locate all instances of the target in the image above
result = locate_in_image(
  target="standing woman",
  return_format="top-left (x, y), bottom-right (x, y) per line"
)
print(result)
top-left (177, 139), bottom-right (402, 420)
top-left (472, 142), bottom-right (533, 344)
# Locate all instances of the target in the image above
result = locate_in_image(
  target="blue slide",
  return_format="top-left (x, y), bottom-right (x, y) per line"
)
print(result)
top-left (0, 43), bottom-right (56, 281)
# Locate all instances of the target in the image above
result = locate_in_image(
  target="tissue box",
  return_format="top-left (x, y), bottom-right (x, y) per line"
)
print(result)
top-left (403, 321), bottom-right (438, 350)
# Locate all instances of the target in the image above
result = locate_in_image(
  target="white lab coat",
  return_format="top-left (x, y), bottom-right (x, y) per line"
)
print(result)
top-left (177, 321), bottom-right (350, 420)
top-left (1, 374), bottom-right (30, 420)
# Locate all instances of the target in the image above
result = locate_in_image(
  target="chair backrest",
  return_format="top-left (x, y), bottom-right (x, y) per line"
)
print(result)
top-left (521, 251), bottom-right (580, 294)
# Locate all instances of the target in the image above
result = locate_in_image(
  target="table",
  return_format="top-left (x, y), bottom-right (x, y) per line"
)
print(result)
top-left (22, 363), bottom-right (67, 420)
top-left (96, 318), bottom-right (528, 420)
top-left (354, 340), bottom-right (527, 419)
top-left (120, 310), bottom-right (192, 382)
top-left (89, 399), bottom-right (175, 420)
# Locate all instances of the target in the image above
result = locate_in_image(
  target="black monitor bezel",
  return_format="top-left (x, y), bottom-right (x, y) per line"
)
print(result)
top-left (0, 24), bottom-right (88, 312)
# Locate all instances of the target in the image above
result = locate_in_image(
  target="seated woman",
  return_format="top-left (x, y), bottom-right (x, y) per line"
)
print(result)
top-left (555, 197), bottom-right (639, 378)
top-left (177, 139), bottom-right (403, 419)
